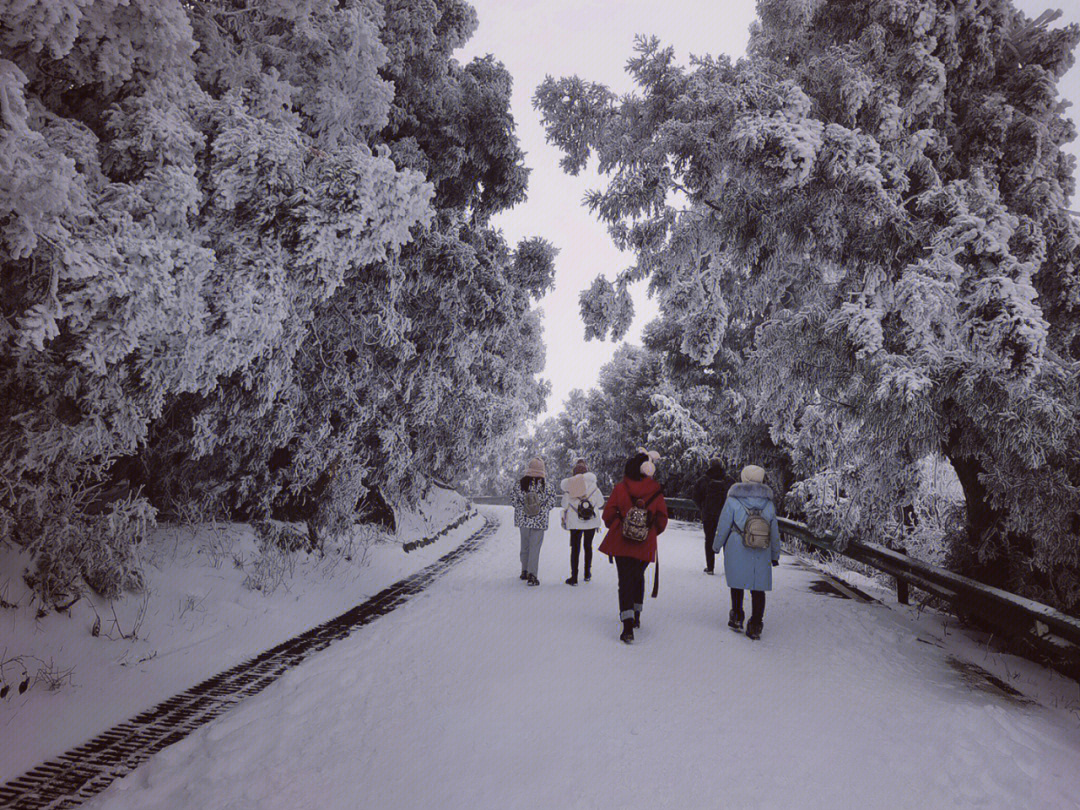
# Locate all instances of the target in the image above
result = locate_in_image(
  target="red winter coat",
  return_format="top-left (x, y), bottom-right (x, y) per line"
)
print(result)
top-left (598, 476), bottom-right (668, 563)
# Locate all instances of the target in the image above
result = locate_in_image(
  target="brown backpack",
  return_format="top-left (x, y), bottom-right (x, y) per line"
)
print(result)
top-left (740, 507), bottom-right (771, 549)
top-left (621, 488), bottom-right (663, 543)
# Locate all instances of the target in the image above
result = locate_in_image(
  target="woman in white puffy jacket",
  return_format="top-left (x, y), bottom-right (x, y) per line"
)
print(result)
top-left (560, 459), bottom-right (604, 585)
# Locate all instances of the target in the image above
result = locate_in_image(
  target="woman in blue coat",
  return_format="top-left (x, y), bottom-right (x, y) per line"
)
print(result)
top-left (712, 465), bottom-right (781, 640)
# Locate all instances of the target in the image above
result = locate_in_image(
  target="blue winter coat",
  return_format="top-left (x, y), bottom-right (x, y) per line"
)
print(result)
top-left (712, 482), bottom-right (781, 591)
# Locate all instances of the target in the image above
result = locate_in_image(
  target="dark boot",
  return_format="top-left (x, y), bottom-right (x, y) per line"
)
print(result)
top-left (746, 619), bottom-right (763, 640)
top-left (620, 619), bottom-right (635, 644)
top-left (583, 572), bottom-right (591, 582)
top-left (527, 574), bottom-right (540, 586)
top-left (565, 575), bottom-right (578, 585)
top-left (633, 611), bottom-right (641, 629)
top-left (728, 609), bottom-right (744, 631)
top-left (520, 570), bottom-right (528, 581)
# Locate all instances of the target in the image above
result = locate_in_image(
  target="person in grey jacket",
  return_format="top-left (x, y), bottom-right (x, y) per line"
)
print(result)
top-left (510, 457), bottom-right (561, 586)
top-left (712, 464), bottom-right (781, 640)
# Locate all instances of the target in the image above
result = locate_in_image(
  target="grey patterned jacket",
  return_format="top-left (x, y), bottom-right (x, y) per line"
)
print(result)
top-left (510, 479), bottom-right (561, 530)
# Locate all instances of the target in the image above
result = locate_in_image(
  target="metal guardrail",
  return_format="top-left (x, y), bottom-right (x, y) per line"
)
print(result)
top-left (777, 517), bottom-right (1080, 670)
top-left (664, 498), bottom-right (700, 521)
top-left (474, 494), bottom-right (1080, 677)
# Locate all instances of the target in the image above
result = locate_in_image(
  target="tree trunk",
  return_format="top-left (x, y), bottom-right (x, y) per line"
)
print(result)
top-left (943, 432), bottom-right (1014, 589)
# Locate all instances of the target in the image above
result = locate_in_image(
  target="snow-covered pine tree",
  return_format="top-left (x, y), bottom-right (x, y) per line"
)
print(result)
top-left (536, 2), bottom-right (1080, 611)
top-left (0, 0), bottom-right (434, 600)
top-left (468, 345), bottom-right (668, 495)
top-left (142, 3), bottom-right (555, 541)
top-left (533, 344), bottom-right (721, 494)
top-left (550, 390), bottom-right (599, 481)
top-left (579, 345), bottom-right (664, 488)
top-left (1, 0), bottom-right (552, 601)
top-left (645, 390), bottom-right (710, 493)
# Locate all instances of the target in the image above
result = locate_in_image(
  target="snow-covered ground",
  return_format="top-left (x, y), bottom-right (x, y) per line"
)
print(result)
top-left (77, 506), bottom-right (1080, 810)
top-left (0, 488), bottom-right (479, 784)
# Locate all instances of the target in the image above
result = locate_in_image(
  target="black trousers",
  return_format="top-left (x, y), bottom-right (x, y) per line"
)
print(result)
top-left (730, 588), bottom-right (766, 623)
top-left (569, 528), bottom-right (595, 576)
top-left (702, 512), bottom-right (720, 571)
top-left (615, 556), bottom-right (648, 621)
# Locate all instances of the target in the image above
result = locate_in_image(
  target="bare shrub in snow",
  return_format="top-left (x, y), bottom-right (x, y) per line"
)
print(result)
top-left (94, 590), bottom-right (151, 641)
top-left (177, 593), bottom-right (206, 621)
top-left (243, 546), bottom-right (295, 596)
top-left (22, 489), bottom-right (151, 604)
top-left (198, 523), bottom-right (235, 570)
top-left (253, 521), bottom-right (310, 554)
top-left (0, 653), bottom-right (30, 699)
top-left (0, 580), bottom-right (16, 610)
top-left (0, 652), bottom-right (73, 695)
top-left (32, 658), bottom-right (75, 692)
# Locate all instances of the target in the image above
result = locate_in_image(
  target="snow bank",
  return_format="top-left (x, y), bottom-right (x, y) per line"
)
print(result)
top-left (0, 487), bottom-right (477, 783)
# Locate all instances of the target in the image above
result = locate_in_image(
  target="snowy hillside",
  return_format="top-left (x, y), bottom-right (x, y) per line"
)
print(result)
top-left (0, 488), bottom-right (478, 783)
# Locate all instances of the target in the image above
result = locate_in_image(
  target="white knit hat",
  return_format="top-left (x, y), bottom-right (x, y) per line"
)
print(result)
top-left (741, 465), bottom-right (766, 484)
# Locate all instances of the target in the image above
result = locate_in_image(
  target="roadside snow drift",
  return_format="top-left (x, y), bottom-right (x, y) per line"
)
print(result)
top-left (0, 488), bottom-right (478, 783)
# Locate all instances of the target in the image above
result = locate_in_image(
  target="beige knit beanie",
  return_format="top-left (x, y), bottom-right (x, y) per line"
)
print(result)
top-left (741, 465), bottom-right (766, 484)
top-left (526, 457), bottom-right (547, 478)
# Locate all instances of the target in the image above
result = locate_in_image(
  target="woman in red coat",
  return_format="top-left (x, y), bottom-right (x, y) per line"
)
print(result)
top-left (599, 451), bottom-right (668, 643)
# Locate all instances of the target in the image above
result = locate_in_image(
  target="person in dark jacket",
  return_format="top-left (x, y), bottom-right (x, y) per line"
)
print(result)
top-left (599, 451), bottom-right (669, 644)
top-left (712, 464), bottom-right (781, 640)
top-left (692, 457), bottom-right (735, 575)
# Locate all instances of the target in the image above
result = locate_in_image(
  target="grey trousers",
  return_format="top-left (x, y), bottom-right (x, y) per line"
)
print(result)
top-left (519, 527), bottom-right (545, 576)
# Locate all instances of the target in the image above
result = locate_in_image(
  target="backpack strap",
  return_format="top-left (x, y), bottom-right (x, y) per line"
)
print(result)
top-left (642, 487), bottom-right (664, 509)
top-left (620, 486), bottom-right (663, 516)
top-left (735, 504), bottom-right (763, 535)
top-left (570, 486), bottom-right (598, 507)
top-left (616, 486), bottom-right (664, 527)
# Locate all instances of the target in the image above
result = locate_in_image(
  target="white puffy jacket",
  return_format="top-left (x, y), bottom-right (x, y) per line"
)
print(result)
top-left (560, 472), bottom-right (604, 531)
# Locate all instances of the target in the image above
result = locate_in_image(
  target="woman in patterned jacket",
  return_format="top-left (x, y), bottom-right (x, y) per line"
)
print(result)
top-left (510, 457), bottom-right (561, 586)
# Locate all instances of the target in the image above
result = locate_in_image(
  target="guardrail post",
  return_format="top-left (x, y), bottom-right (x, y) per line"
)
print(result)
top-left (896, 577), bottom-right (909, 605)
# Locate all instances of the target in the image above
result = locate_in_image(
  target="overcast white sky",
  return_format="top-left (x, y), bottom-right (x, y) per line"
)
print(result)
top-left (458, 0), bottom-right (1080, 420)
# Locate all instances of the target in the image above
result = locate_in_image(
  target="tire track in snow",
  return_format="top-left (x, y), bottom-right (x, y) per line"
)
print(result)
top-left (0, 516), bottom-right (497, 810)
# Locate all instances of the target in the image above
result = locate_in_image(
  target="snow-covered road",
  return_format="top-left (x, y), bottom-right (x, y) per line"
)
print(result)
top-left (87, 506), bottom-right (1080, 809)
